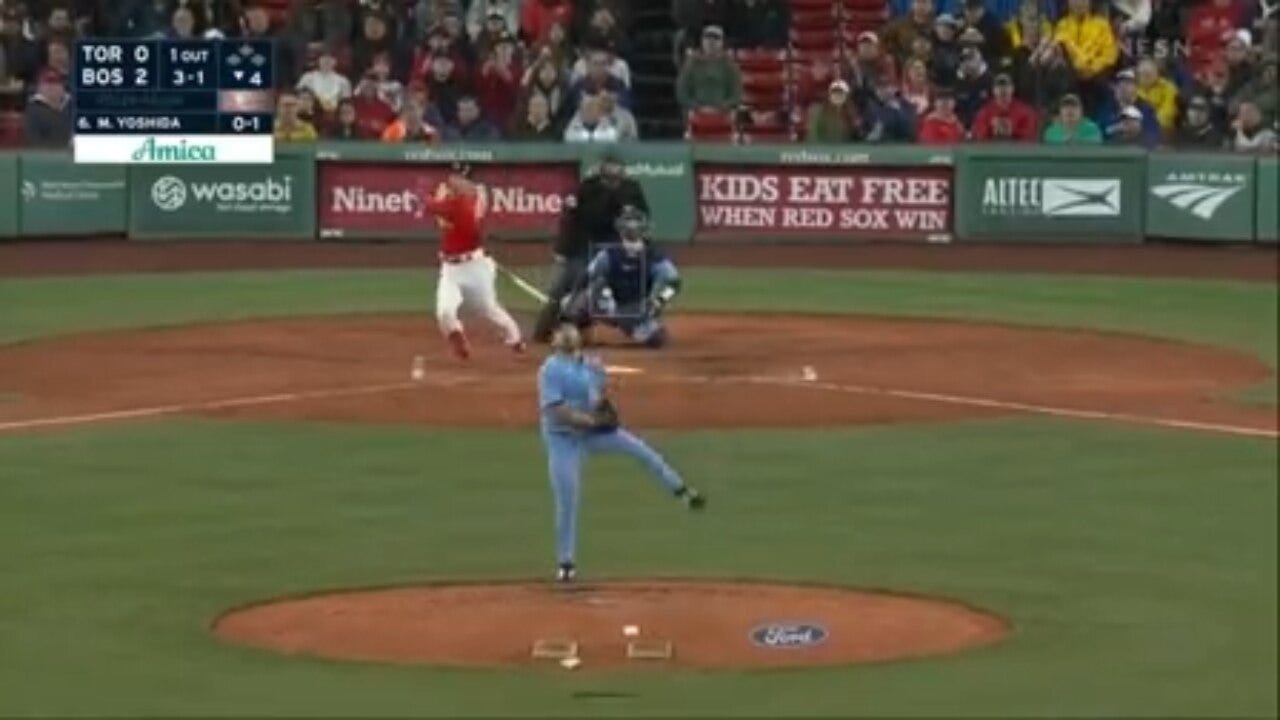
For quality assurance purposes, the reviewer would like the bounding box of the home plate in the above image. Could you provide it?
[606,365,644,375]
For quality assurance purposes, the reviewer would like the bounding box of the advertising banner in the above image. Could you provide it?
[0,154,16,237]
[19,154,127,236]
[129,154,316,239]
[1145,153,1255,242]
[317,161,579,239]
[955,150,1145,242]
[1257,156,1278,244]
[693,164,952,242]
[578,143,694,243]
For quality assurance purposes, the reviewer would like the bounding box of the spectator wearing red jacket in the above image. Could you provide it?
[351,76,398,138]
[971,73,1039,141]
[411,26,472,88]
[475,34,523,132]
[918,89,966,144]
[1188,0,1246,78]
[522,0,574,44]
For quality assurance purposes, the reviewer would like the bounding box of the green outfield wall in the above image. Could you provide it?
[1257,156,1278,245]
[1,144,1275,244]
[0,154,16,237]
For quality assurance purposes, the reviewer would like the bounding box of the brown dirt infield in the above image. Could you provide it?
[2,241,1274,671]
[0,313,1273,434]
[211,580,1009,669]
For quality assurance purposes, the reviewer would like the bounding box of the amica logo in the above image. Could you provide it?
[131,137,217,163]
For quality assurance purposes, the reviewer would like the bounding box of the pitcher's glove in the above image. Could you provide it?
[592,398,620,433]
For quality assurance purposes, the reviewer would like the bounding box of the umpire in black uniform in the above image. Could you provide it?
[532,148,650,342]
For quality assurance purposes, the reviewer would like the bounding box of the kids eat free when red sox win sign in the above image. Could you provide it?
[695,165,953,241]
[315,159,953,242]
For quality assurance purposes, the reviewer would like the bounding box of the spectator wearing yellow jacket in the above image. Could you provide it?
[1053,0,1119,80]
[1135,57,1179,134]
[1005,0,1053,53]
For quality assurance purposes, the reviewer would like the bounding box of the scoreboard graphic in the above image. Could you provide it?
[74,40,276,164]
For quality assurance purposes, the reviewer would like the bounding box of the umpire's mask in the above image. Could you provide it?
[599,153,625,187]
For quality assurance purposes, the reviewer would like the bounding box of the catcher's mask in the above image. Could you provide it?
[616,207,648,253]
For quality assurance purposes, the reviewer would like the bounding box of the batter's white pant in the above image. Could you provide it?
[436,254,522,344]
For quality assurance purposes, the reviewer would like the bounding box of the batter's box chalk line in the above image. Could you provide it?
[531,638,579,660]
[625,639,674,660]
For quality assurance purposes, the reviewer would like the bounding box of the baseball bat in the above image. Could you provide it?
[493,258,550,304]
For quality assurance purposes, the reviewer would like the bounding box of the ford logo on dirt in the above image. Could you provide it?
[749,622,828,649]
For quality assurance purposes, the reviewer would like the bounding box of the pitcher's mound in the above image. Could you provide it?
[213,580,1008,669]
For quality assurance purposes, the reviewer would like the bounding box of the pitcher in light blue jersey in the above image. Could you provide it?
[537,324,705,582]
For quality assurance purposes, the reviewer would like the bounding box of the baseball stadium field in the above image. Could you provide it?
[1,241,1276,717]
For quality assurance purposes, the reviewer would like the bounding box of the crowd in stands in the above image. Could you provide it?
[0,0,1276,151]
[1,0,642,145]
[676,0,1277,151]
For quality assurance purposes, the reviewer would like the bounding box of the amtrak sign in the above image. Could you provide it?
[1150,171,1248,221]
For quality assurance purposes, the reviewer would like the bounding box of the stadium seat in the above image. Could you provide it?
[841,0,888,10]
[743,109,788,130]
[845,7,890,24]
[740,127,793,143]
[789,27,838,51]
[790,8,836,31]
[789,60,837,108]
[0,111,23,147]
[743,93,787,113]
[743,71,787,99]
[685,108,736,142]
[788,47,841,66]
[789,0,835,11]
[735,49,787,73]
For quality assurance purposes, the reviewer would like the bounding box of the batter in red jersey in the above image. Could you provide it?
[422,162,525,359]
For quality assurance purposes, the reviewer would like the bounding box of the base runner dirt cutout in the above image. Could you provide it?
[1,314,1272,435]
[212,580,1009,670]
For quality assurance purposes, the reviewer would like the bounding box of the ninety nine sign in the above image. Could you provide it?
[318,162,578,238]
[695,165,952,241]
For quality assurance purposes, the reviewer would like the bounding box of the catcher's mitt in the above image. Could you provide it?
[592,398,620,433]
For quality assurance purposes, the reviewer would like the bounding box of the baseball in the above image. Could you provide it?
[559,657,581,670]
[623,624,640,637]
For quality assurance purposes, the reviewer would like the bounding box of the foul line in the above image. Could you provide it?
[0,382,419,433]
[1,371,1273,441]
[661,372,1278,440]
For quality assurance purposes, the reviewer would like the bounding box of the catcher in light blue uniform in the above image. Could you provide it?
[564,207,681,348]
[537,323,705,582]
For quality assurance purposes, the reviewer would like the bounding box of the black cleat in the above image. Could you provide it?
[678,486,707,511]
[555,562,577,583]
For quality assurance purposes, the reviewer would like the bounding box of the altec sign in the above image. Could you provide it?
[694,165,952,241]
[981,177,1123,218]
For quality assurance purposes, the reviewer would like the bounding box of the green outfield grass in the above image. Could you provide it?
[0,268,1276,717]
